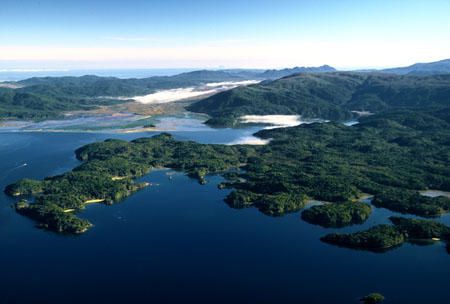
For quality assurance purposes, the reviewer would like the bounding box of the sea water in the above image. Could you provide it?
[1,128,450,303]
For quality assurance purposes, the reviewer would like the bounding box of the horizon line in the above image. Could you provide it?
[0,57,448,75]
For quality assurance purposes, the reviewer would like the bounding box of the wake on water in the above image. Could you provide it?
[1,163,28,181]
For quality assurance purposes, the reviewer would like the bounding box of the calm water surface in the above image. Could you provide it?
[1,129,450,304]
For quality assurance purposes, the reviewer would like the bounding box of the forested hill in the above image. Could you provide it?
[0,70,250,120]
[17,70,246,96]
[187,72,450,126]
[10,70,247,104]
[0,67,338,121]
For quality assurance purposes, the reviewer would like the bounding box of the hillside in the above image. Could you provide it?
[0,87,126,120]
[0,70,249,120]
[4,64,450,122]
[17,70,247,97]
[0,67,339,120]
[188,72,450,126]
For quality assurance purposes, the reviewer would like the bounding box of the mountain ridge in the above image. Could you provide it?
[188,72,450,126]
[381,59,450,75]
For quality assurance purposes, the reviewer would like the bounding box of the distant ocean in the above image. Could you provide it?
[0,68,197,81]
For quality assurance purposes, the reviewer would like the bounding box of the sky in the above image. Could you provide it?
[1,0,450,70]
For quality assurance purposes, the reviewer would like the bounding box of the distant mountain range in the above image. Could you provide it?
[381,59,450,75]
[227,58,450,78]
[256,65,336,79]
[212,65,337,80]
[2,58,450,121]
[240,58,450,78]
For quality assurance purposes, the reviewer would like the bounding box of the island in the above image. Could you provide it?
[301,201,372,228]
[372,189,450,217]
[389,216,450,240]
[321,217,450,252]
[321,225,406,252]
[360,293,385,304]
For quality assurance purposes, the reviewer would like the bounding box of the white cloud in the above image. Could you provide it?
[227,136,271,145]
[131,80,259,104]
[205,80,259,87]
[240,115,303,129]
[131,87,218,104]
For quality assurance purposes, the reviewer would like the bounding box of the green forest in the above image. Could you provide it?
[0,70,248,120]
[188,72,450,127]
[301,202,372,228]
[322,216,450,252]
[4,71,450,123]
[5,106,450,242]
[4,70,450,253]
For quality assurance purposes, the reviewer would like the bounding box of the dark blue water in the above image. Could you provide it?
[1,131,450,304]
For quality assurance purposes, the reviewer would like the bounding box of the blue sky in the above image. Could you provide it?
[1,0,449,69]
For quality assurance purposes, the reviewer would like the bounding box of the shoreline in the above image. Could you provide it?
[0,110,210,134]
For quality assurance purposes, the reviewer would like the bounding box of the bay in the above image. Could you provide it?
[1,126,450,304]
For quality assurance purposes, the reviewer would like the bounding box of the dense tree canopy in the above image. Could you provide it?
[5,107,450,237]
[0,70,249,120]
[322,217,450,252]
[188,72,450,126]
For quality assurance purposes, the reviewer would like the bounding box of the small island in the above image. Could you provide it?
[372,189,450,217]
[360,293,385,304]
[321,225,406,252]
[390,216,450,240]
[301,201,372,227]
[225,189,307,216]
[321,217,450,252]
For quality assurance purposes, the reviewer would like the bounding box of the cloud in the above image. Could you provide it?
[131,87,218,104]
[240,115,303,129]
[131,80,259,104]
[227,136,271,145]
